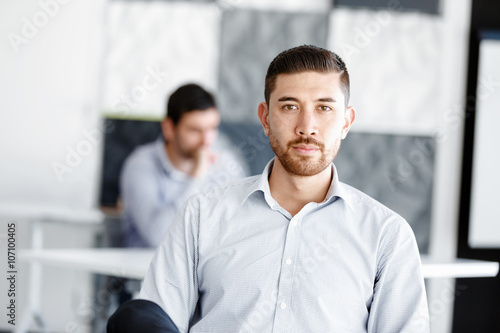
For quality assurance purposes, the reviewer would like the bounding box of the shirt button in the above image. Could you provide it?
[280,302,286,309]
[286,258,292,265]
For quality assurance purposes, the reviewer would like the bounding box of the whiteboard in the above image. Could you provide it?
[0,0,106,212]
[468,37,500,248]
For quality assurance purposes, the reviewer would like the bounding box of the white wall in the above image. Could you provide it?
[0,0,107,331]
[0,0,105,208]
[468,39,500,248]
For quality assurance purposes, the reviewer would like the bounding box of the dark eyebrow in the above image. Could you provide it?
[277,97,299,102]
[277,97,337,103]
[317,98,337,103]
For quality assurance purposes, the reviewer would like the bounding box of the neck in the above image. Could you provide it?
[165,141,195,175]
[268,158,332,217]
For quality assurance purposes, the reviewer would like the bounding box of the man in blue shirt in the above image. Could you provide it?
[120,83,246,248]
[108,46,429,333]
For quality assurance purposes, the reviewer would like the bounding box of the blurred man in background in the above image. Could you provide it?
[120,83,246,248]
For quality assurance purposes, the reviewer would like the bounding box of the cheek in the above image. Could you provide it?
[207,130,218,144]
[269,118,290,137]
[179,133,200,147]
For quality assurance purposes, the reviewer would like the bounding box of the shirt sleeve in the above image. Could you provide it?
[139,196,200,333]
[120,156,202,247]
[367,219,430,333]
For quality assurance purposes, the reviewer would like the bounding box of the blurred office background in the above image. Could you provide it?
[0,0,499,332]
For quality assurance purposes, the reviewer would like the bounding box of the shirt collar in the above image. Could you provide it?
[242,159,276,207]
[327,163,355,212]
[243,158,355,212]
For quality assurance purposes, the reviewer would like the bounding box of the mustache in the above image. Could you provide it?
[287,137,325,150]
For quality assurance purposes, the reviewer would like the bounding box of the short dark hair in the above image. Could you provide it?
[166,83,216,125]
[264,45,350,107]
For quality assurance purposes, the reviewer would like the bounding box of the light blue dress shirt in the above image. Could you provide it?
[140,159,430,332]
[120,136,246,247]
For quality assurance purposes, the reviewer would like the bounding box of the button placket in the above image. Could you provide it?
[272,214,302,331]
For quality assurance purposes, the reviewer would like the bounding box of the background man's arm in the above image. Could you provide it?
[120,159,202,247]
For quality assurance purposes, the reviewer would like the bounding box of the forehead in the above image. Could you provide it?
[177,108,220,127]
[271,71,344,103]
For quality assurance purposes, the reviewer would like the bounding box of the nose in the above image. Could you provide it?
[295,110,318,136]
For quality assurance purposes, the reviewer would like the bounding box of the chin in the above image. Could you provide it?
[280,157,330,177]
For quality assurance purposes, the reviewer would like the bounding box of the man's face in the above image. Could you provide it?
[170,108,220,158]
[258,71,355,176]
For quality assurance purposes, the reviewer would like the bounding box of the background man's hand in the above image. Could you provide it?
[190,147,217,178]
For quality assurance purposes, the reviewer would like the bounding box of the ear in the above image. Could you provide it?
[161,118,175,142]
[341,106,356,139]
[258,102,270,136]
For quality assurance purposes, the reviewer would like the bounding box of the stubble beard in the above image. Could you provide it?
[173,132,202,159]
[268,129,340,177]
[180,146,199,159]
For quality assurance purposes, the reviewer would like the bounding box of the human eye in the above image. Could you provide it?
[283,104,298,111]
[318,105,333,112]
[188,127,203,134]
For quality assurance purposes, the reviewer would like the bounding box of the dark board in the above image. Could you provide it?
[334,0,440,15]
[99,119,163,206]
[336,132,434,254]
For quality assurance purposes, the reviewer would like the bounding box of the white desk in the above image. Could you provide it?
[17,248,499,333]
[19,248,500,279]
[20,248,151,280]
[0,204,104,223]
[0,204,104,333]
